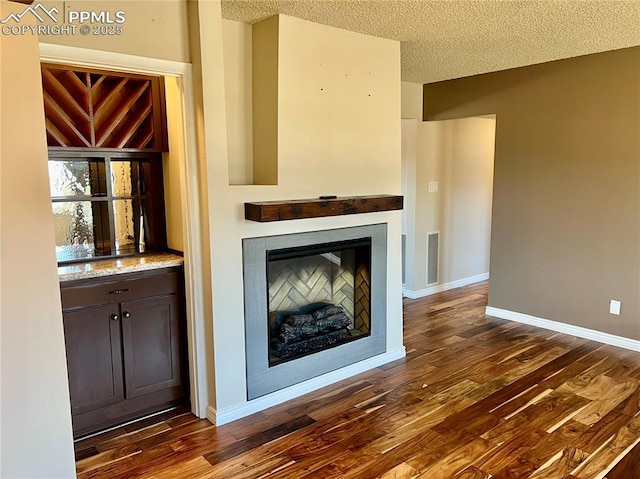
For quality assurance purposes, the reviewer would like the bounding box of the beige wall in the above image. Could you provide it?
[205,14,403,410]
[1,3,402,462]
[401,81,423,120]
[277,16,400,193]
[437,118,495,284]
[0,2,75,477]
[186,0,229,410]
[251,16,280,185]
[424,47,640,339]
[164,76,185,251]
[222,19,253,185]
[402,82,495,292]
[41,0,190,62]
[401,118,417,285]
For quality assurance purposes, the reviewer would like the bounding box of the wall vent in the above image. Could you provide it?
[427,232,439,285]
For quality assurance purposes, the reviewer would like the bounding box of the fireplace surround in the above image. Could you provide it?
[243,224,387,399]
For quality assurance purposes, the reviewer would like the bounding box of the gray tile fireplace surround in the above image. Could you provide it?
[243,223,387,400]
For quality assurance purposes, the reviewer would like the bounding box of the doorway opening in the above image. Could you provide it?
[401,115,496,297]
[39,44,207,436]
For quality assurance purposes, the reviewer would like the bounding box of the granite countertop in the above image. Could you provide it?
[58,253,184,282]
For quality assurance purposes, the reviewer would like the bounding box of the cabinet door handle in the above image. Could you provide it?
[111,314,120,321]
[123,311,131,319]
[107,288,130,295]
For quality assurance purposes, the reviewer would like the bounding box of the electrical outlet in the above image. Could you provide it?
[609,299,621,315]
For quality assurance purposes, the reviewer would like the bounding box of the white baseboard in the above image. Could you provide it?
[485,306,640,352]
[206,347,406,426]
[403,273,489,299]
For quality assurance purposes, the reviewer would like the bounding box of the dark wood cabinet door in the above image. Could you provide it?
[120,294,182,399]
[63,305,124,415]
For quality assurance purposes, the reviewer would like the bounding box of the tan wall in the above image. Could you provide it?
[424,47,640,339]
[222,19,253,185]
[0,2,76,476]
[40,0,190,62]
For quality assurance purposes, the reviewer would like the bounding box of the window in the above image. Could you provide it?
[49,151,167,262]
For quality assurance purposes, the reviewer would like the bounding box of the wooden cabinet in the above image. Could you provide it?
[60,266,188,438]
[121,295,182,399]
[64,304,124,415]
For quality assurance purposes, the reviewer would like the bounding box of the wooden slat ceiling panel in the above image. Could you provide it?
[41,65,159,150]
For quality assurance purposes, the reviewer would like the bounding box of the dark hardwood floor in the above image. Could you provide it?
[74,281,640,478]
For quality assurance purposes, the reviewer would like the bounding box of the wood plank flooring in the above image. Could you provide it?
[74,282,640,478]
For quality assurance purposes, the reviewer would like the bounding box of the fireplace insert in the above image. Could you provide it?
[243,223,387,399]
[267,238,371,366]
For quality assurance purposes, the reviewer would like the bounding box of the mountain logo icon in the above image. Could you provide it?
[1,3,59,24]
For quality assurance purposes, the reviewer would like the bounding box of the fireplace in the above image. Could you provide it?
[243,224,387,399]
[268,238,371,366]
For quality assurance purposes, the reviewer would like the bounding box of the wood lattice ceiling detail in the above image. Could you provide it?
[41,65,167,151]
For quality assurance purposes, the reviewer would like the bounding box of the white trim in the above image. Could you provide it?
[485,306,640,352]
[403,273,489,299]
[39,43,189,76]
[38,43,208,418]
[206,348,406,426]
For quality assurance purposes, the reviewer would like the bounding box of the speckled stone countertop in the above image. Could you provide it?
[58,253,184,282]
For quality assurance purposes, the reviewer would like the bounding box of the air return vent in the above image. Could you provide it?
[427,232,439,285]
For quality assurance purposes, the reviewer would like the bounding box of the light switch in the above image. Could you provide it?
[428,181,439,193]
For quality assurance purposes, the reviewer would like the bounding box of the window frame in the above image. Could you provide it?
[49,148,167,264]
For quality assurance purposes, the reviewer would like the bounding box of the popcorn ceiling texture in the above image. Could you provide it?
[221,0,640,83]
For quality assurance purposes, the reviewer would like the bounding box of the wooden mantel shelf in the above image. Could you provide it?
[244,195,403,222]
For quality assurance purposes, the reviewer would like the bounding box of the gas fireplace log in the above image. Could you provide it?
[314,313,350,332]
[284,314,315,327]
[279,323,318,343]
[279,310,351,343]
[272,329,351,359]
[312,305,344,320]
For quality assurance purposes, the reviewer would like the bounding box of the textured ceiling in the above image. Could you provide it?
[221,0,640,84]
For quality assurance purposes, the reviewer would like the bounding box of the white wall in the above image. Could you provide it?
[0,2,76,477]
